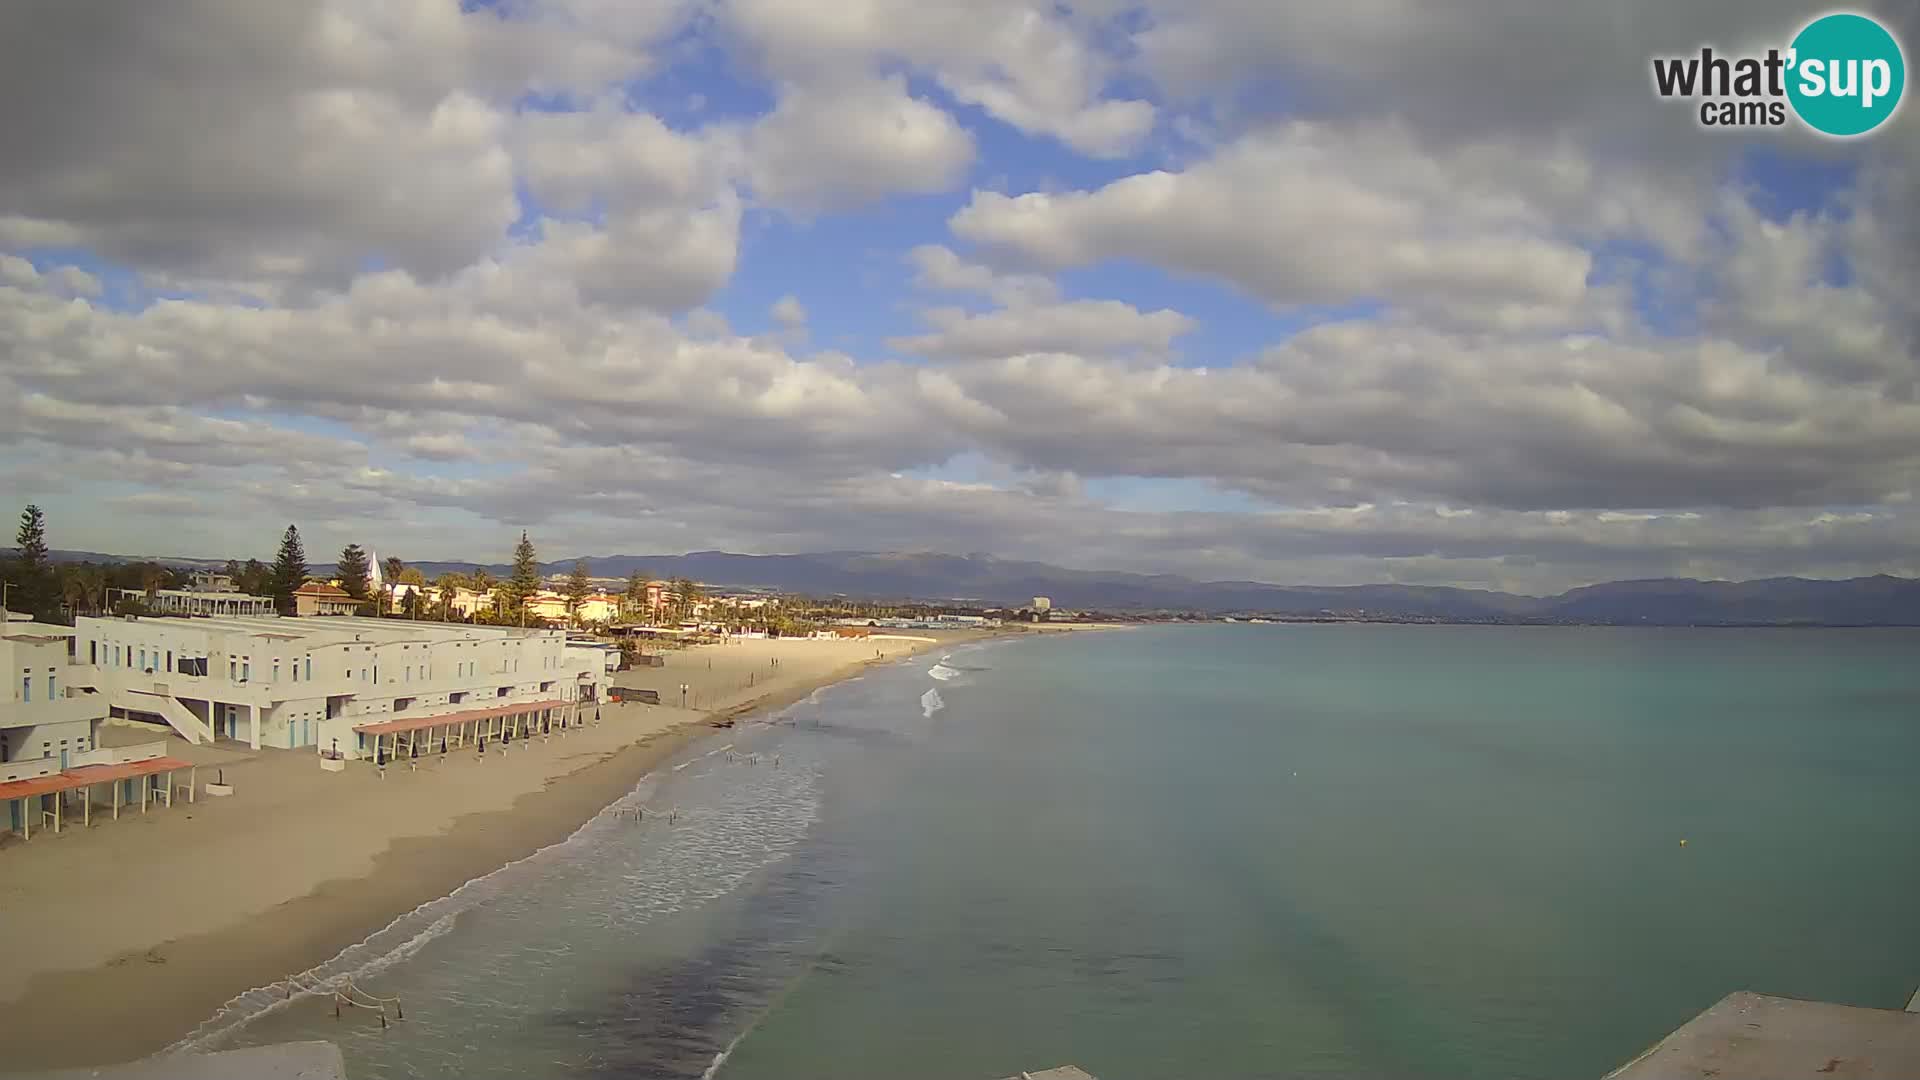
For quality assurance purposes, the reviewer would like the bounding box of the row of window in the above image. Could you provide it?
[19,672,56,702]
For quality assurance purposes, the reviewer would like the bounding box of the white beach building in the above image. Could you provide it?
[4,612,194,839]
[2,614,103,779]
[70,614,608,758]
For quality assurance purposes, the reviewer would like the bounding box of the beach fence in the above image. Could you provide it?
[280,974,405,1029]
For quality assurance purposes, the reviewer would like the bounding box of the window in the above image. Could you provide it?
[167,650,173,671]
[21,677,29,703]
[139,647,147,670]
[48,674,56,699]
[405,667,411,683]
[274,659,281,682]
[305,657,311,680]
[242,660,251,682]
[89,641,97,664]
[230,658,238,680]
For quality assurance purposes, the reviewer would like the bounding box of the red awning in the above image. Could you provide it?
[0,756,193,802]
[353,699,566,738]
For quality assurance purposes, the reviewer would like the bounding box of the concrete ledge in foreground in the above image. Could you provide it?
[1605,991,1920,1079]
[1000,1069,1097,1080]
[13,1041,346,1080]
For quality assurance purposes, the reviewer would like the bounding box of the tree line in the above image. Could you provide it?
[2,505,800,633]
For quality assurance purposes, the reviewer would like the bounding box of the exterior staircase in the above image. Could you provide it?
[125,688,214,745]
[81,668,214,745]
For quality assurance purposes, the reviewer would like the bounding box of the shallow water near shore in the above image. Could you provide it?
[199,626,1920,1078]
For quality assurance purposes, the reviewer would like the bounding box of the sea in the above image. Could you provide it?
[181,625,1920,1079]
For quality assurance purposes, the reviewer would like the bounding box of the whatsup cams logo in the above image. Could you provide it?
[1651,11,1906,136]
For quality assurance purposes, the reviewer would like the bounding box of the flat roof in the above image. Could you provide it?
[1605,992,1920,1079]
[0,756,193,802]
[353,698,567,738]
[76,614,565,648]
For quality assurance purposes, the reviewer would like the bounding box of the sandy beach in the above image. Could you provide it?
[0,630,1001,1072]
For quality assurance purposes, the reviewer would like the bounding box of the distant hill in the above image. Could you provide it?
[16,547,1919,625]
[397,551,1920,626]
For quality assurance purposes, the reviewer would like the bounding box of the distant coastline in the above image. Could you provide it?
[12,546,1916,627]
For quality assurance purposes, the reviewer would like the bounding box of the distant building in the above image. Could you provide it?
[576,593,620,624]
[1032,596,1052,612]
[188,571,236,593]
[116,587,276,617]
[446,587,492,619]
[293,583,359,617]
[384,582,431,614]
[523,591,622,625]
[524,591,569,623]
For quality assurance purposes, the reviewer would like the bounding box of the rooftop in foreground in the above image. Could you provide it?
[78,613,567,646]
[1605,991,1920,1079]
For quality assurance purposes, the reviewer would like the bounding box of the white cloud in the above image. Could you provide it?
[951,123,1622,330]
[745,75,974,212]
[48,266,102,297]
[719,0,1153,157]
[890,301,1194,361]
[908,244,1060,307]
[0,255,38,288]
[771,295,808,327]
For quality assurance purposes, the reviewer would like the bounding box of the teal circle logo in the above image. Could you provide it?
[1787,12,1906,136]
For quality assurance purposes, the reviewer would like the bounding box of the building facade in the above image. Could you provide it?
[293,582,360,617]
[3,616,107,782]
[71,614,607,756]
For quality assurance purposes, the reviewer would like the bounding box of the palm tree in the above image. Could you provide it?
[433,571,465,621]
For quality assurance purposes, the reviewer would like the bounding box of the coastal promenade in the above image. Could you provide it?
[0,630,994,1071]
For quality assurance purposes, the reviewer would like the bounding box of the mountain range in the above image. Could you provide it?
[24,547,1918,626]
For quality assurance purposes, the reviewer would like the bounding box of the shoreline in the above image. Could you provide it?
[0,633,992,1072]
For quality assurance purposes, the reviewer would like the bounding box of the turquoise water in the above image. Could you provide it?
[201,627,1920,1078]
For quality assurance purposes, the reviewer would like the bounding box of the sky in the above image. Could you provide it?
[1,0,1917,595]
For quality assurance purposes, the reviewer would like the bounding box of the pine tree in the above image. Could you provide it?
[271,525,308,615]
[10,504,57,619]
[337,544,372,600]
[504,531,540,624]
[16,505,49,566]
[565,559,593,624]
